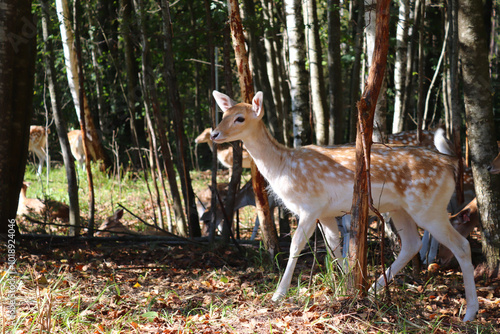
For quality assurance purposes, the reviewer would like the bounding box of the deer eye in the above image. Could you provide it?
[235,116,245,123]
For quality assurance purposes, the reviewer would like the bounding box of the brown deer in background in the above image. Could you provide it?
[28,126,50,175]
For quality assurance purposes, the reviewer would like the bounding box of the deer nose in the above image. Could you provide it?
[487,165,492,171]
[210,131,220,141]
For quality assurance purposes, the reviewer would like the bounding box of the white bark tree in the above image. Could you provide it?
[392,0,410,133]
[303,0,328,145]
[286,0,310,147]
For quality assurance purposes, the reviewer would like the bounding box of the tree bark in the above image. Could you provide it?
[304,0,328,145]
[286,0,311,147]
[459,0,500,270]
[41,0,80,236]
[349,0,390,293]
[392,0,410,133]
[0,0,36,236]
[228,0,280,260]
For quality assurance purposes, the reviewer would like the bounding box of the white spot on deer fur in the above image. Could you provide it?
[325,171,335,178]
[291,161,298,169]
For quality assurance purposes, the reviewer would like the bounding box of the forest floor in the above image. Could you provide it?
[2,165,500,333]
[2,239,500,333]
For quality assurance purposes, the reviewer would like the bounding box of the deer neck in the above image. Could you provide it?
[241,123,290,182]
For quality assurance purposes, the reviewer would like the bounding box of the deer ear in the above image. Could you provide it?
[213,91,236,112]
[252,92,264,119]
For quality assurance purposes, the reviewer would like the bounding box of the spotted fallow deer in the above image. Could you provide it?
[67,130,85,170]
[29,126,50,175]
[210,91,478,322]
[195,128,252,176]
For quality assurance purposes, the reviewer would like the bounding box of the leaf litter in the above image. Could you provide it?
[1,238,499,333]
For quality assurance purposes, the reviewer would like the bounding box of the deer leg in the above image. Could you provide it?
[369,210,422,294]
[272,213,318,302]
[36,150,45,175]
[418,211,478,322]
[318,218,342,259]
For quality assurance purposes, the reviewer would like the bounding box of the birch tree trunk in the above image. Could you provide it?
[55,0,111,170]
[392,0,410,133]
[459,0,500,270]
[41,0,80,236]
[304,0,328,145]
[286,0,311,147]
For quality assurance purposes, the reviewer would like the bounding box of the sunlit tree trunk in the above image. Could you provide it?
[55,0,111,170]
[41,0,80,236]
[392,0,410,133]
[286,0,311,147]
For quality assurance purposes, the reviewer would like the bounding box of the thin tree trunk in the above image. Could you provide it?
[119,0,144,165]
[349,1,364,142]
[228,0,280,260]
[221,22,242,245]
[203,0,219,243]
[73,0,96,236]
[304,0,328,145]
[449,0,465,206]
[349,0,390,293]
[261,0,285,142]
[160,0,200,238]
[135,0,189,237]
[416,0,425,138]
[328,0,345,145]
[459,0,500,271]
[41,0,80,236]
